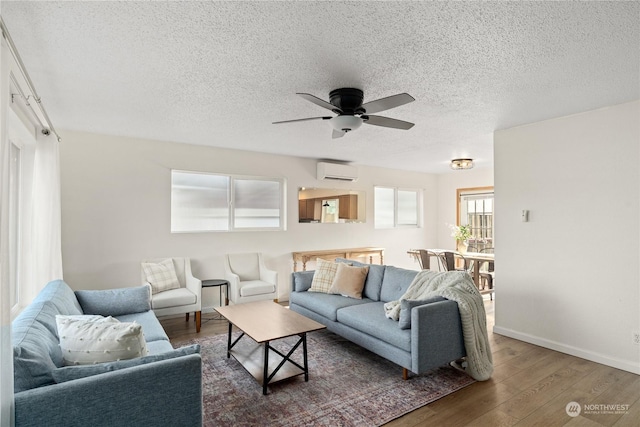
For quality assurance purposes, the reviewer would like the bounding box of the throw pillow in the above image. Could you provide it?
[52,344,200,383]
[142,259,180,294]
[308,258,341,293]
[328,263,369,299]
[56,315,148,365]
[398,296,447,329]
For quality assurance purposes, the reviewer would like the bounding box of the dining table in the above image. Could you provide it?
[407,249,494,294]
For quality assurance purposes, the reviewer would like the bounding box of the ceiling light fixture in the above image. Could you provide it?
[450,158,474,170]
[330,115,363,133]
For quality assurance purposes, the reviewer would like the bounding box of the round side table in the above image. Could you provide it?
[202,279,229,321]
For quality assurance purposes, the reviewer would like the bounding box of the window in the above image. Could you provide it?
[171,170,285,232]
[233,178,281,229]
[374,186,421,228]
[457,187,494,252]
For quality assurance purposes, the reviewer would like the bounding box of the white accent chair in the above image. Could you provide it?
[141,257,202,332]
[224,253,278,304]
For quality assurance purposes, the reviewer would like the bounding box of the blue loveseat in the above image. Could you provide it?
[290,259,466,378]
[12,280,202,427]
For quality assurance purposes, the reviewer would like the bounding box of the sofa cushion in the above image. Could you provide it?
[32,280,83,316]
[398,296,447,329]
[289,291,371,321]
[335,258,385,301]
[116,310,170,342]
[142,258,181,294]
[292,271,314,292]
[329,263,369,299]
[56,316,148,366]
[152,288,196,309]
[239,280,276,297]
[337,302,411,352]
[146,339,176,355]
[12,301,64,392]
[51,344,200,383]
[379,266,419,302]
[75,285,151,316]
[309,258,341,293]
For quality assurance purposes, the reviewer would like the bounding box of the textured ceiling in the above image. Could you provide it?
[2,1,639,173]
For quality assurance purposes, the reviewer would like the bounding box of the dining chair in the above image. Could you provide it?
[479,247,495,300]
[417,249,443,270]
[440,251,472,273]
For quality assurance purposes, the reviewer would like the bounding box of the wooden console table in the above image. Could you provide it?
[292,247,384,271]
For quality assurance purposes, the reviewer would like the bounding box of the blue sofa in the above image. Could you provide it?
[12,280,202,427]
[290,259,466,377]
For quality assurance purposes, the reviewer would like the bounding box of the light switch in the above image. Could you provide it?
[521,210,529,222]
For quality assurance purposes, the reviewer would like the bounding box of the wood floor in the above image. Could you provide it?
[161,300,640,427]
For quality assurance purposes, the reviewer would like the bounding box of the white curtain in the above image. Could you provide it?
[25,131,63,302]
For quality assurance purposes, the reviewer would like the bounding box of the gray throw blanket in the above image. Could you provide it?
[383,270,493,381]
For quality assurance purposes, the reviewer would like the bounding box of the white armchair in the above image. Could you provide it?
[141,257,202,332]
[224,253,278,304]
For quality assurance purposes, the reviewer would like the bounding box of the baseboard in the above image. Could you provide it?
[492,325,640,375]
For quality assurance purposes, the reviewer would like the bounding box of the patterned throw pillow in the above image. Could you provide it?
[56,315,148,365]
[142,259,180,294]
[309,258,341,293]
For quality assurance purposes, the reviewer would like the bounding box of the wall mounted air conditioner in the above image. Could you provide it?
[317,162,359,182]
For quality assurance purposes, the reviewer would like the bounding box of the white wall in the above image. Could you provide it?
[59,130,439,308]
[436,167,494,250]
[494,100,640,374]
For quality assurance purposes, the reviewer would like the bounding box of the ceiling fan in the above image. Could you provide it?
[273,88,415,139]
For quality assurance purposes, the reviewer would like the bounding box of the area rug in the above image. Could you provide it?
[175,330,475,427]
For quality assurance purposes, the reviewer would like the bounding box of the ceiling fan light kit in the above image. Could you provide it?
[330,115,363,132]
[450,158,474,170]
[273,87,415,139]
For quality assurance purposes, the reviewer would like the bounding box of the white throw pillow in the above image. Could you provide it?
[142,258,180,294]
[56,315,148,366]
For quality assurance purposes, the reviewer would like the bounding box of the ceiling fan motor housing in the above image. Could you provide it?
[329,88,365,114]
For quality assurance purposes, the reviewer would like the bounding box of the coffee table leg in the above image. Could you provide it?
[263,341,270,395]
[302,333,309,382]
[227,322,232,358]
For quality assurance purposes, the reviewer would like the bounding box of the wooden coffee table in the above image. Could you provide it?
[215,300,326,395]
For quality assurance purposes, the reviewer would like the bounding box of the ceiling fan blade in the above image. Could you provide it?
[362,93,415,114]
[272,116,332,124]
[332,129,346,139]
[297,93,342,113]
[363,115,415,130]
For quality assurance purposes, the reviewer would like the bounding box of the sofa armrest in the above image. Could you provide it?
[75,285,151,316]
[410,300,466,374]
[260,267,278,287]
[224,270,241,302]
[183,260,202,303]
[15,354,202,427]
